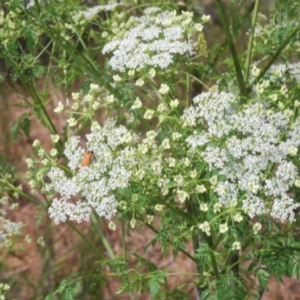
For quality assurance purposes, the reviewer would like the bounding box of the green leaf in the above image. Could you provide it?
[257,268,271,290]
[148,270,166,298]
[57,277,81,300]
[11,113,31,142]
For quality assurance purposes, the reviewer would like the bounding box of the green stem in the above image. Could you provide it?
[215,0,246,95]
[244,0,260,84]
[66,221,104,259]
[121,220,127,259]
[9,184,42,206]
[186,63,190,107]
[199,2,255,90]
[251,23,300,87]
[204,234,219,278]
[91,213,115,259]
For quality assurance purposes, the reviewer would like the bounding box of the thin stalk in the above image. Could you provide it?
[5,53,60,138]
[91,213,115,259]
[121,220,127,259]
[187,197,202,300]
[203,235,219,278]
[8,184,42,206]
[200,1,255,89]
[244,0,260,84]
[66,220,104,259]
[251,23,300,87]
[186,64,190,107]
[215,0,246,95]
[27,81,60,136]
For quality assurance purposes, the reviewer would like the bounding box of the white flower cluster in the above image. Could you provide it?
[46,119,137,224]
[0,217,24,247]
[72,1,123,24]
[184,91,300,221]
[102,7,196,72]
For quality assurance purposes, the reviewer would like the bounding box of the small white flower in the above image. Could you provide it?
[146,215,154,224]
[190,170,197,178]
[108,221,116,231]
[232,241,241,251]
[101,31,108,38]
[161,138,170,150]
[106,95,115,103]
[251,65,260,77]
[38,148,45,156]
[28,180,36,189]
[196,184,206,193]
[219,223,228,233]
[72,92,80,101]
[159,83,170,95]
[144,109,154,119]
[125,112,134,123]
[25,235,32,243]
[288,146,298,156]
[201,14,211,22]
[194,23,203,31]
[177,190,189,203]
[90,83,101,93]
[281,84,288,96]
[130,218,136,228]
[32,139,41,148]
[182,157,191,166]
[128,69,135,77]
[84,94,93,103]
[154,204,164,211]
[50,148,58,157]
[213,203,222,213]
[67,117,77,127]
[51,134,60,143]
[209,176,218,186]
[37,236,45,247]
[199,221,211,236]
[168,157,176,167]
[253,222,262,234]
[131,97,142,109]
[200,203,208,212]
[41,159,48,166]
[135,78,145,86]
[295,179,300,188]
[26,158,33,168]
[149,68,156,78]
[72,102,79,110]
[157,103,167,112]
[113,74,122,82]
[174,175,184,186]
[269,93,278,102]
[172,132,182,140]
[170,99,179,108]
[278,101,285,110]
[233,213,243,222]
[54,101,64,113]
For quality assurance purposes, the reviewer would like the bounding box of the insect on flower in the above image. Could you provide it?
[81,151,94,167]
[43,175,51,183]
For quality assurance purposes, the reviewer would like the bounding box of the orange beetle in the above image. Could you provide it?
[81,151,94,167]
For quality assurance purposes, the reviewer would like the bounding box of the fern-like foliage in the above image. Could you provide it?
[45,275,81,300]
[11,113,31,142]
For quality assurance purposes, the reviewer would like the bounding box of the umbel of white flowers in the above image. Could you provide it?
[46,119,137,224]
[102,7,198,72]
[47,89,300,224]
[183,91,300,221]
